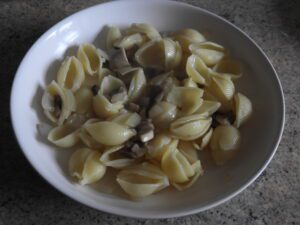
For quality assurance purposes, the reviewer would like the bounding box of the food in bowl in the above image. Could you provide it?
[39,23,252,198]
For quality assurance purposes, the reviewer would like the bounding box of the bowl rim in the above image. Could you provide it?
[10,0,285,219]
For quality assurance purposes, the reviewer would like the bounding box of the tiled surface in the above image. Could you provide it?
[0,0,299,224]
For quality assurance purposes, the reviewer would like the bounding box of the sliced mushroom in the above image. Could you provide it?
[137,119,155,143]
[125,102,140,113]
[212,111,235,128]
[110,48,130,70]
[120,140,148,159]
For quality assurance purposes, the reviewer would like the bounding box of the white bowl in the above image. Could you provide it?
[10,0,285,219]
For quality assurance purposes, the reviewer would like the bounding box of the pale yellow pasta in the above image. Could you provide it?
[166,86,203,115]
[213,58,242,79]
[77,43,107,75]
[189,41,225,66]
[106,26,122,50]
[111,111,141,128]
[193,127,213,150]
[148,101,177,129]
[57,56,85,92]
[178,141,199,163]
[48,124,80,148]
[163,38,182,70]
[116,162,169,198]
[128,68,146,101]
[79,118,102,148]
[75,87,94,115]
[127,23,161,40]
[186,54,212,85]
[69,148,106,185]
[42,81,76,125]
[85,121,136,146]
[173,28,206,52]
[210,125,241,165]
[146,136,178,161]
[170,114,212,140]
[100,145,135,168]
[195,100,221,116]
[182,78,198,87]
[233,93,252,128]
[114,33,145,49]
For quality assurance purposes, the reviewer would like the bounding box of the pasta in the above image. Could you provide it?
[39,23,252,199]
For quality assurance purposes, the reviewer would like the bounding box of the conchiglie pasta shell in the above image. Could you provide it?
[77,44,105,75]
[114,33,145,49]
[116,162,169,198]
[57,56,85,92]
[163,38,182,70]
[75,87,94,115]
[148,101,177,129]
[69,148,106,185]
[170,114,212,140]
[48,124,80,148]
[161,147,195,183]
[166,86,203,115]
[178,141,199,164]
[194,127,213,150]
[186,54,212,85]
[85,121,136,146]
[173,28,206,52]
[127,23,161,40]
[128,68,147,102]
[146,136,178,161]
[233,93,252,128]
[100,145,135,168]
[213,58,242,79]
[195,100,221,116]
[210,125,240,165]
[183,78,198,87]
[79,119,102,148]
[106,26,122,50]
[111,111,141,128]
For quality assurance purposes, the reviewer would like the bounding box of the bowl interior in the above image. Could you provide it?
[11,0,284,218]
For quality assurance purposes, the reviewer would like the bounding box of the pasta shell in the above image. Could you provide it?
[77,44,106,75]
[161,147,195,183]
[42,81,76,125]
[195,100,221,116]
[114,33,145,49]
[172,160,203,191]
[166,86,203,115]
[85,121,136,146]
[93,75,127,118]
[57,56,85,92]
[100,145,135,168]
[111,111,141,128]
[128,68,147,102]
[146,135,178,161]
[173,28,206,52]
[127,23,161,40]
[148,101,177,129]
[163,38,182,70]
[178,141,199,164]
[210,125,240,165]
[186,54,212,85]
[170,114,212,140]
[189,41,225,66]
[233,93,252,128]
[48,124,80,148]
[213,58,242,79]
[79,118,102,148]
[194,127,213,150]
[69,148,106,185]
[183,78,198,87]
[75,87,94,115]
[116,162,169,198]
[207,75,235,101]
[106,26,122,50]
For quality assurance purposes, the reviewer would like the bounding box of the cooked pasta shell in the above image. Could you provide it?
[69,148,106,185]
[161,147,195,183]
[57,56,85,92]
[148,101,177,129]
[146,135,178,161]
[106,26,122,50]
[111,111,141,128]
[170,114,212,140]
[166,86,203,115]
[213,58,242,79]
[75,87,94,115]
[207,75,235,101]
[163,38,182,70]
[100,145,135,168]
[178,141,199,164]
[116,162,169,198]
[42,81,76,125]
[77,43,106,75]
[210,125,240,165]
[194,127,213,150]
[128,68,147,102]
[186,54,212,85]
[114,33,145,49]
[85,121,136,146]
[48,124,80,148]
[189,42,225,66]
[127,23,161,40]
[195,100,221,116]
[172,160,203,190]
[233,93,252,128]
[183,78,198,87]
[173,28,206,52]
[93,75,127,118]
[79,118,102,148]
